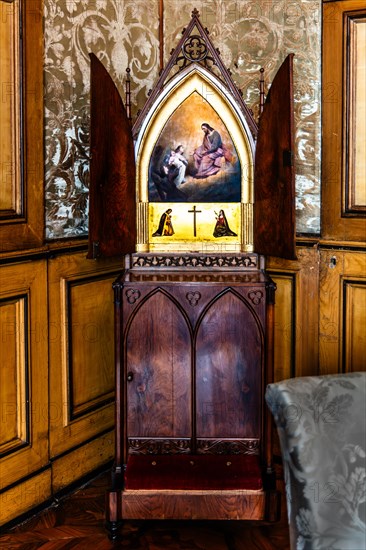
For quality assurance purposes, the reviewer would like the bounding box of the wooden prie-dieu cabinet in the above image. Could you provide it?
[87,9,295,541]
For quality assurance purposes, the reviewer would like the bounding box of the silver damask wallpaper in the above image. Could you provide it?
[44,0,321,239]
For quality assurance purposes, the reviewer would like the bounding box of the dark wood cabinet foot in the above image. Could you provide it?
[105,520,121,542]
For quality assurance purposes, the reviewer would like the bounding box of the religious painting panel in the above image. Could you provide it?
[148,93,241,203]
[136,68,254,253]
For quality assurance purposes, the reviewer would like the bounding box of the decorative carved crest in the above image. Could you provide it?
[132,9,257,139]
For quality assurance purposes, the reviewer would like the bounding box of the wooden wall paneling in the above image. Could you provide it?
[319,249,366,374]
[0,295,27,456]
[0,260,49,523]
[52,432,114,493]
[48,252,122,485]
[322,0,366,243]
[0,470,51,526]
[344,281,366,372]
[267,246,320,379]
[268,272,295,383]
[0,0,44,252]
[0,0,21,216]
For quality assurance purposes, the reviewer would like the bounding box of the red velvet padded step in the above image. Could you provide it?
[124,454,263,491]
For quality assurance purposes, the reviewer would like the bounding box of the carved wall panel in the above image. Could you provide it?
[0,296,28,457]
[44,0,321,239]
[319,250,366,375]
[0,0,21,217]
[269,273,295,382]
[267,246,320,378]
[67,276,115,420]
[48,252,120,459]
[0,261,49,502]
[344,281,366,372]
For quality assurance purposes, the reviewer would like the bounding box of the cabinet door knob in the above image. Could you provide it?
[127,372,134,382]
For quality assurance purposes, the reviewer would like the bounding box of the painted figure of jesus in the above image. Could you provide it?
[193,123,233,179]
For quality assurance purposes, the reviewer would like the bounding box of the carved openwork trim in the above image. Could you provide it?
[197,439,260,455]
[128,438,191,455]
[182,35,208,62]
[131,254,258,270]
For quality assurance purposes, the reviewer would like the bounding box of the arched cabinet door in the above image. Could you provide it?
[125,290,192,453]
[195,291,263,451]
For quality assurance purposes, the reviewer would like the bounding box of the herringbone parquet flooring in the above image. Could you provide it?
[0,471,290,549]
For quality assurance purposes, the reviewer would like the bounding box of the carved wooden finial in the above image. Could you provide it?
[192,8,200,17]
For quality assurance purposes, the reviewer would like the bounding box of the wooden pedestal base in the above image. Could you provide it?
[106,487,281,540]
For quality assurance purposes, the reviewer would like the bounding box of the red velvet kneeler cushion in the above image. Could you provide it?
[124,454,263,491]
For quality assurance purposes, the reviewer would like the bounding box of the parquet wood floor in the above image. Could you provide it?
[0,471,290,549]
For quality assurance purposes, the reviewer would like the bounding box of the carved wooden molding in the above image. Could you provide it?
[133,8,257,139]
[196,439,260,455]
[126,272,265,284]
[131,253,258,270]
[128,438,191,454]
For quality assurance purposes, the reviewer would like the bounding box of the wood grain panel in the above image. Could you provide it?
[68,278,114,419]
[0,0,44,251]
[0,0,21,215]
[0,470,51,526]
[0,261,48,490]
[0,295,27,455]
[344,13,366,211]
[121,489,266,521]
[49,252,122,459]
[126,291,191,439]
[319,249,366,374]
[322,0,366,242]
[267,246,319,378]
[196,291,262,439]
[344,281,366,371]
[51,431,114,493]
[269,274,294,382]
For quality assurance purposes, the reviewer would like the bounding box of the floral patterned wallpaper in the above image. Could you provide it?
[44,0,321,239]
